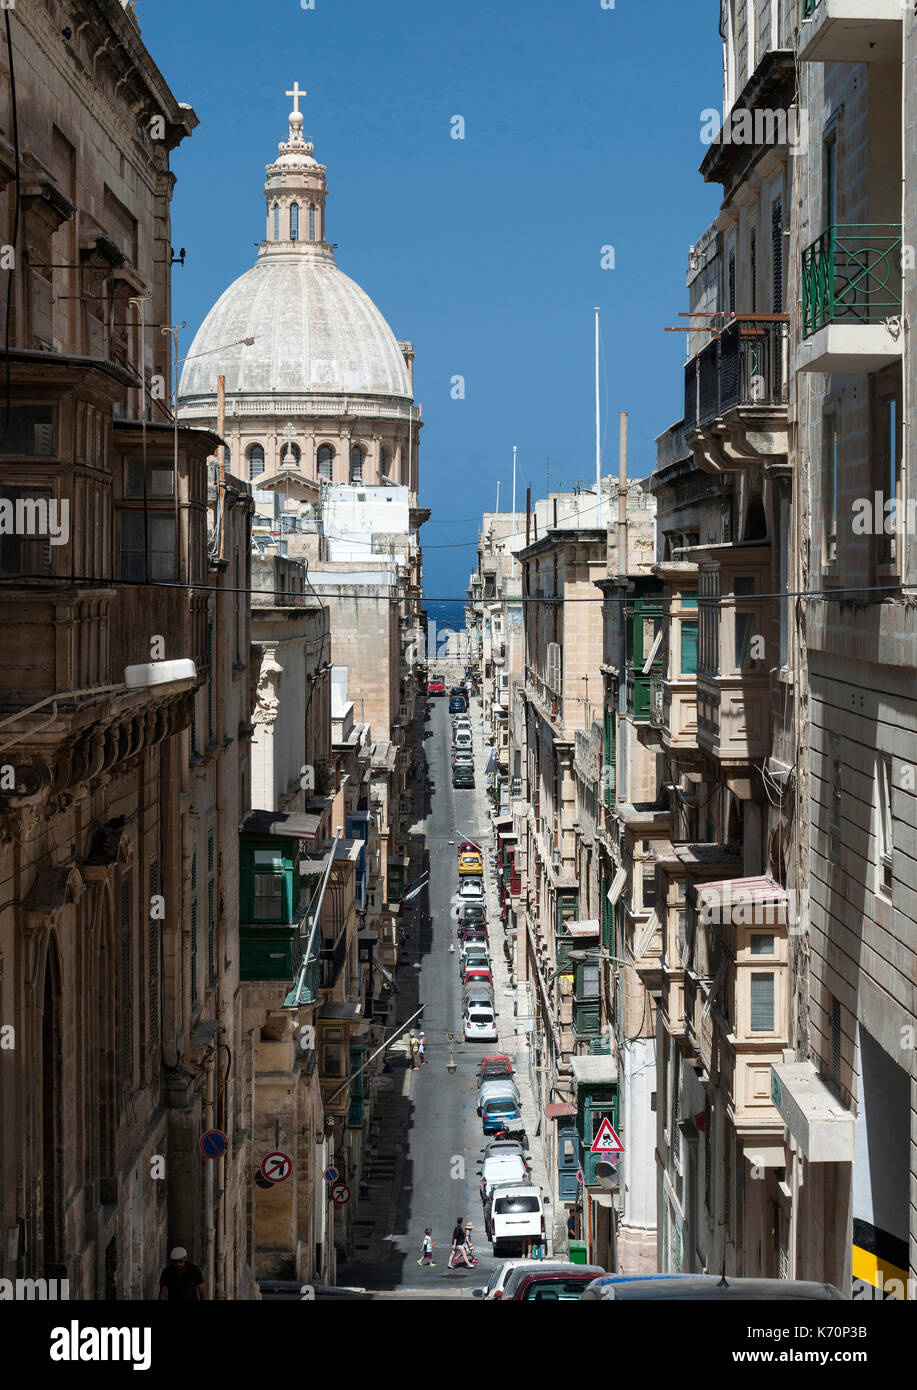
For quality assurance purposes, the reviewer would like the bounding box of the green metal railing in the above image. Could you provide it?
[801,225,902,338]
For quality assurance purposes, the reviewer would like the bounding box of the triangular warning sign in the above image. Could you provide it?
[590,1117,624,1154]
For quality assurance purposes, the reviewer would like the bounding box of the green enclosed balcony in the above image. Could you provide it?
[799,1,901,65]
[799,225,903,373]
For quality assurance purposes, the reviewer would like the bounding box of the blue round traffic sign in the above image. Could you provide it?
[324,1166,340,1184]
[200,1129,228,1159]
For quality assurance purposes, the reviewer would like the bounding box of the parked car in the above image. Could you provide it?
[450,686,466,697]
[460,931,488,952]
[458,852,483,876]
[453,740,473,759]
[476,1079,520,1114]
[458,840,482,857]
[459,904,486,927]
[464,1007,498,1042]
[452,715,472,730]
[481,1138,524,1161]
[460,939,490,964]
[453,767,475,788]
[501,1263,606,1301]
[482,1096,522,1134]
[473,1259,572,1301]
[458,878,485,902]
[483,1182,546,1252]
[449,695,467,713]
[579,1275,845,1301]
[428,677,446,696]
[476,1054,512,1079]
[463,990,495,1015]
[462,958,491,983]
[452,750,474,765]
[462,967,493,990]
[479,1061,513,1083]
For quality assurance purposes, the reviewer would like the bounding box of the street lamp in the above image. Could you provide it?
[447,1032,457,1075]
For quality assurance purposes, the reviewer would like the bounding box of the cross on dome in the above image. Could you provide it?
[286,81,307,116]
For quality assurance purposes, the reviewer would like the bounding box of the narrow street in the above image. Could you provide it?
[339,684,549,1296]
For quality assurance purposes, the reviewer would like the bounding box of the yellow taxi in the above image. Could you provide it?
[458,850,484,876]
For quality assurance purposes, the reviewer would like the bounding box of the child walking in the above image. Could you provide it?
[417,1228,435,1266]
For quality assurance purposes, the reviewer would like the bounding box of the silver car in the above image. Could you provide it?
[476,1079,520,1114]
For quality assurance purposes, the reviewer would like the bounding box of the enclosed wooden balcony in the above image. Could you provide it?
[684,317,789,473]
[696,541,772,767]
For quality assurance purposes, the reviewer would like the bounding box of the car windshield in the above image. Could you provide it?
[495,1195,540,1214]
[523,1281,585,1301]
[488,1101,517,1114]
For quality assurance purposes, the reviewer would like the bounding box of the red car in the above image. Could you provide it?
[501,1265,606,1301]
[428,677,446,696]
[477,1054,512,1079]
[462,966,493,988]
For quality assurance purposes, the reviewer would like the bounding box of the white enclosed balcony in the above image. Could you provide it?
[798,1,902,65]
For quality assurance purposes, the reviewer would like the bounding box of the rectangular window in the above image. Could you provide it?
[749,231,757,315]
[0,404,55,456]
[323,1027,344,1077]
[750,972,775,1032]
[0,486,54,578]
[120,513,176,582]
[642,866,658,909]
[823,416,838,563]
[698,570,720,673]
[771,198,784,313]
[824,134,837,232]
[877,756,893,894]
[253,873,283,921]
[680,621,698,676]
[877,393,901,567]
[126,458,174,499]
[733,577,760,671]
[750,933,775,956]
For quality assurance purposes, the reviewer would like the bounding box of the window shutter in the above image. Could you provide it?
[771,199,784,313]
[190,852,198,1007]
[149,856,160,1051]
[680,622,698,676]
[120,876,132,1091]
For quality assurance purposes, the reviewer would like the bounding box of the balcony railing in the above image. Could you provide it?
[685,318,789,429]
[801,225,902,338]
[803,0,818,14]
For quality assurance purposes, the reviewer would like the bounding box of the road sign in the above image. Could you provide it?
[199,1128,227,1159]
[330,1181,351,1206]
[260,1151,293,1183]
[576,1168,584,1185]
[324,1166,339,1184]
[590,1118,624,1155]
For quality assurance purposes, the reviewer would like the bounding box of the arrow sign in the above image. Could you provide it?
[590,1118,624,1155]
[260,1151,293,1183]
[330,1181,351,1206]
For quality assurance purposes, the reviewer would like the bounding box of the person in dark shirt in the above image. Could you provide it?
[159,1247,206,1300]
[447,1218,474,1269]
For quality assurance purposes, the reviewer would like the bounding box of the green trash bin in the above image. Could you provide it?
[568,1239,587,1266]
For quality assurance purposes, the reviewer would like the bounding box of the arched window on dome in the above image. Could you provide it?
[248,443,265,480]
[280,441,301,467]
[272,202,280,241]
[350,445,365,484]
[317,444,334,482]
[309,204,316,241]
[290,203,299,241]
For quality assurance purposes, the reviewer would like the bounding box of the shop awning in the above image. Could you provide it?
[571,1054,618,1087]
[771,1062,855,1163]
[546,1102,578,1119]
[563,919,600,938]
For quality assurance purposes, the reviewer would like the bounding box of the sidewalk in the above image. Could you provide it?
[465,694,555,1257]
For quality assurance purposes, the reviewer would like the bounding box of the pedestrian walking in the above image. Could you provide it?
[447,1217,475,1269]
[419,1032,427,1065]
[158,1247,206,1301]
[463,1223,479,1266]
[417,1229,436,1266]
[409,1033,419,1069]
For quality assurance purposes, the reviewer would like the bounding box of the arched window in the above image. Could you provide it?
[280,441,301,467]
[248,443,265,480]
[309,203,316,241]
[272,202,280,241]
[317,444,334,481]
[350,445,364,484]
[290,203,299,241]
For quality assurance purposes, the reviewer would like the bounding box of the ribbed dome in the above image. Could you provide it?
[178,246,412,403]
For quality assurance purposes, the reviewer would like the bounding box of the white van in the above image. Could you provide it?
[488,1185,546,1255]
[453,731,473,752]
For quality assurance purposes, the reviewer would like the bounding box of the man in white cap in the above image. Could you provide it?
[159,1246,207,1300]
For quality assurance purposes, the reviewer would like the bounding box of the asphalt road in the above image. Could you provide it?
[339,692,506,1295]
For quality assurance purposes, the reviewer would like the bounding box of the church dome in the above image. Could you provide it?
[178,246,412,403]
[178,86,412,410]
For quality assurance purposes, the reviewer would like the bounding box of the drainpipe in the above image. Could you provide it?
[616,413,628,577]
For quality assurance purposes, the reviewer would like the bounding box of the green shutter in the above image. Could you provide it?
[681,622,698,675]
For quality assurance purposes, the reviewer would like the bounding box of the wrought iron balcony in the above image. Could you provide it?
[684,317,789,433]
[799,225,903,372]
[799,0,901,64]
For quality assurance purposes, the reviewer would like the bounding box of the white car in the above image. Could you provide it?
[488,1185,547,1255]
[453,733,473,752]
[464,1007,498,1042]
[460,941,491,967]
[476,1079,521,1114]
[458,878,485,902]
[479,1151,531,1200]
[473,1259,573,1301]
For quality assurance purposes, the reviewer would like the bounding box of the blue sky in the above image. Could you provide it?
[141,0,722,598]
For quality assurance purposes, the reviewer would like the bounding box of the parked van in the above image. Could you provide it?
[488,1184,547,1255]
